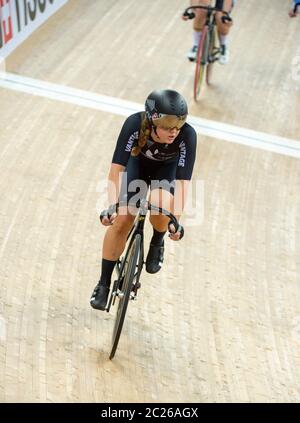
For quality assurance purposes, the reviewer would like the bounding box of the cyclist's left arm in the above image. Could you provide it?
[173,179,190,221]
[170,125,197,239]
[175,124,197,196]
[167,179,189,241]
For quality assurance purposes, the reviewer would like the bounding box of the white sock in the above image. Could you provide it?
[193,30,202,47]
[219,35,228,47]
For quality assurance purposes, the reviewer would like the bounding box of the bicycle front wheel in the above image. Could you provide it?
[109,234,141,360]
[206,25,217,85]
[194,26,209,101]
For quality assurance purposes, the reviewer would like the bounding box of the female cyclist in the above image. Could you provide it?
[90,89,197,310]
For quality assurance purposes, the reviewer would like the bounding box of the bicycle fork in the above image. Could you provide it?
[106,245,143,312]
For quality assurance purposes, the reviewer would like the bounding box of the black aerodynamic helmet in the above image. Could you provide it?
[145,89,188,129]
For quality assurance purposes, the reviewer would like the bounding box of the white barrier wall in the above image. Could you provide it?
[0,0,68,58]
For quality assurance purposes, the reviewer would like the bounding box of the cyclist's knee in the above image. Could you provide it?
[216,15,232,33]
[193,18,205,31]
[150,188,174,213]
[149,213,169,232]
[194,10,207,30]
[112,212,135,236]
[191,0,208,30]
[149,189,174,231]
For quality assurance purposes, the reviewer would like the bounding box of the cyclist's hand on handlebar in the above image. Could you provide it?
[168,222,184,241]
[99,205,117,226]
[182,10,195,20]
[221,15,233,25]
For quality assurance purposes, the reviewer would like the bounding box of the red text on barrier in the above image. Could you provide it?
[0,0,13,48]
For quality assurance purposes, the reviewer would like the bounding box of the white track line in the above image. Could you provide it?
[1,72,299,159]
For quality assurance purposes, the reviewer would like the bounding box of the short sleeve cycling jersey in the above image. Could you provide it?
[112,112,197,181]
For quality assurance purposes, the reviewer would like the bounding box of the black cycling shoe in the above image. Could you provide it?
[90,283,110,311]
[146,242,164,274]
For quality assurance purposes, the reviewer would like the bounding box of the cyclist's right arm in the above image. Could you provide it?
[101,113,141,225]
[111,113,141,165]
[99,163,124,226]
[107,163,125,207]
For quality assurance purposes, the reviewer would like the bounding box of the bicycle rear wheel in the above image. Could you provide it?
[109,234,141,360]
[194,26,209,101]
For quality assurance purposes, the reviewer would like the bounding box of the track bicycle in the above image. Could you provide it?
[183,4,232,101]
[105,199,179,360]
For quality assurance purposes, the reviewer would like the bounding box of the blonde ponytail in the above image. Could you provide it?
[131,112,151,157]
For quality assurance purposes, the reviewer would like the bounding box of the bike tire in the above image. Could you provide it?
[194,26,208,101]
[109,234,141,360]
[206,26,216,85]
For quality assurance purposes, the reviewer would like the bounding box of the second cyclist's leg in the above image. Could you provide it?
[187,0,210,61]
[90,210,135,310]
[216,0,234,65]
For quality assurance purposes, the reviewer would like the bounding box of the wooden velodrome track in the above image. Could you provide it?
[0,0,299,403]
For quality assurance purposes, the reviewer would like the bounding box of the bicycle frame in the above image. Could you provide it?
[183,5,231,100]
[184,4,231,63]
[105,199,179,312]
[106,199,180,358]
[116,206,146,295]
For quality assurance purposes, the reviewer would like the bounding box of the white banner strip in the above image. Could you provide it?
[0,71,300,159]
